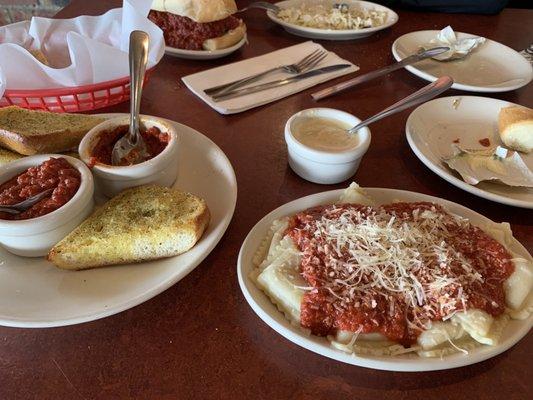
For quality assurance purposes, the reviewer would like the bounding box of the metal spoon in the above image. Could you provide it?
[0,188,53,215]
[111,31,150,166]
[421,41,481,62]
[347,76,454,134]
[237,1,280,13]
[312,46,450,101]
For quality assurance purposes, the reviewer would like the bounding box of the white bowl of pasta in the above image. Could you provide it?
[237,183,532,371]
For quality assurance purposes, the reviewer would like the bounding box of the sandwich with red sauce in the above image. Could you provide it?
[149,0,246,51]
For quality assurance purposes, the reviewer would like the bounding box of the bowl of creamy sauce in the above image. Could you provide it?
[291,115,360,152]
[285,108,371,184]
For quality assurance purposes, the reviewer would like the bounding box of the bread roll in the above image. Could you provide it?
[29,49,49,66]
[203,21,246,50]
[151,0,237,23]
[498,106,533,153]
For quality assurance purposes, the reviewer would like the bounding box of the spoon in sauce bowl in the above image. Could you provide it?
[347,76,454,135]
[111,31,150,166]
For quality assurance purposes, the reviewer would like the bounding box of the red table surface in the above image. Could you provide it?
[0,1,531,399]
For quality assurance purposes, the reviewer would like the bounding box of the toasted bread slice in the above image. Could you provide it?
[0,106,105,155]
[0,147,24,166]
[0,148,78,166]
[48,185,210,270]
[498,105,533,153]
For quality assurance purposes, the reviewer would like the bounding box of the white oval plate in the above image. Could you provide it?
[392,30,532,92]
[165,35,247,60]
[237,188,532,371]
[0,115,237,328]
[406,96,533,209]
[267,0,398,41]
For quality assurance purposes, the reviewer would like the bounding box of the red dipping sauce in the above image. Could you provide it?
[0,157,81,220]
[479,138,491,147]
[89,125,169,167]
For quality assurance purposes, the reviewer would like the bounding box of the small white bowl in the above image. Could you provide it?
[0,154,94,257]
[79,115,179,198]
[285,108,371,184]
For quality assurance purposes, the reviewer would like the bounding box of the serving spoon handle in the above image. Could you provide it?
[312,46,450,101]
[348,76,454,134]
[111,30,150,166]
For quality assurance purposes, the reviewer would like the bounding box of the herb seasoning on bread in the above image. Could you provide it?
[48,185,210,270]
[0,106,105,155]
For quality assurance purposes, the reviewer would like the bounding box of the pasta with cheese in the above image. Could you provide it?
[251,183,532,358]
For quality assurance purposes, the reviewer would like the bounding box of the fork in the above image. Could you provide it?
[204,49,328,95]
[0,188,53,215]
[236,1,280,14]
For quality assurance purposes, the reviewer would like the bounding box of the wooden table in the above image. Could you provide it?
[1,1,531,399]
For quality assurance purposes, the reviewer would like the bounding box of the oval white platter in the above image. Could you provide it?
[267,0,398,41]
[165,36,247,60]
[406,96,533,209]
[392,30,533,92]
[0,114,237,328]
[237,188,532,372]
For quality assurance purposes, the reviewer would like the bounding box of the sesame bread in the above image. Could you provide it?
[48,185,210,270]
[498,105,533,153]
[0,106,105,155]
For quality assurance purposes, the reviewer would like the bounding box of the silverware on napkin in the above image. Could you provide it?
[311,46,450,101]
[204,49,328,96]
[210,64,352,102]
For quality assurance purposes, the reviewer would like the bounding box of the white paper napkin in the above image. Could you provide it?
[0,0,164,97]
[444,145,533,187]
[428,26,485,61]
[182,41,359,114]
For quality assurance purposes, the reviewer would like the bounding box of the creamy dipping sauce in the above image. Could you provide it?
[292,116,359,152]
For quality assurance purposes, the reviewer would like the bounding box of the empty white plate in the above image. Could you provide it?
[165,36,247,60]
[237,188,532,371]
[406,96,533,208]
[267,0,398,40]
[0,115,237,328]
[392,30,532,92]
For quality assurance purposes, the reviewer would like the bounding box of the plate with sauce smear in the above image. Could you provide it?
[392,31,532,92]
[0,115,237,328]
[237,187,532,371]
[406,96,533,209]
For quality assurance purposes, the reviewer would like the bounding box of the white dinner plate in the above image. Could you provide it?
[237,188,532,371]
[165,36,247,60]
[392,30,533,92]
[0,115,237,328]
[406,96,533,209]
[267,0,398,40]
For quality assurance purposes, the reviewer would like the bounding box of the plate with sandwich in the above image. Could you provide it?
[0,108,237,327]
[149,0,247,60]
[406,96,533,208]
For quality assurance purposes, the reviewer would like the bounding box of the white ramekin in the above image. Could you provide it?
[78,115,179,198]
[285,108,371,184]
[0,154,95,257]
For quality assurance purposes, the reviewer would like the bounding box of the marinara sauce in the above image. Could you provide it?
[89,125,169,167]
[0,157,81,220]
[287,202,514,345]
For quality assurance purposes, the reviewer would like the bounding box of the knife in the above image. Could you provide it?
[210,64,352,102]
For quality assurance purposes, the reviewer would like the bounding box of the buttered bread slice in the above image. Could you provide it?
[0,106,104,155]
[498,105,533,153]
[48,185,210,270]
